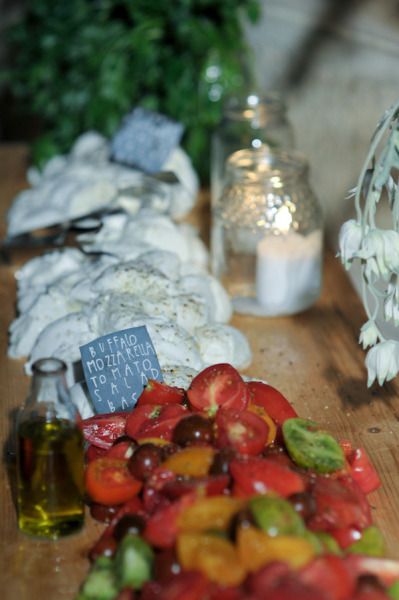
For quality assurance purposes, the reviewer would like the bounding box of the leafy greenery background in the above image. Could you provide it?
[3,0,260,180]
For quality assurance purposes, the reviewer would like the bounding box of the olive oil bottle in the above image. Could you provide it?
[16,358,85,538]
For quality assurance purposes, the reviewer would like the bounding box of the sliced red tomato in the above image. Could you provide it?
[187,363,249,416]
[215,409,269,455]
[246,562,292,596]
[230,456,306,498]
[85,458,142,506]
[144,493,196,548]
[345,555,399,587]
[347,447,381,495]
[126,404,187,441]
[330,526,362,549]
[300,555,356,600]
[106,439,136,461]
[86,444,107,462]
[141,571,210,600]
[308,475,372,532]
[137,380,186,407]
[80,412,128,449]
[247,381,297,426]
[142,467,177,513]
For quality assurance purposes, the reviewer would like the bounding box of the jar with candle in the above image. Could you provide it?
[211,92,295,210]
[211,148,323,316]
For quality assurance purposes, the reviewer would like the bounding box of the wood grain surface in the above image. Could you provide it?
[1,145,398,599]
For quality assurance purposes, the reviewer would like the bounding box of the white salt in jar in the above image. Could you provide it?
[211,148,323,316]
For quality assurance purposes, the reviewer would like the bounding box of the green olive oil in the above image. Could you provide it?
[17,417,84,539]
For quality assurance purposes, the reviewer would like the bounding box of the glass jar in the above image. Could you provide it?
[211,148,323,316]
[211,92,295,209]
[16,358,85,539]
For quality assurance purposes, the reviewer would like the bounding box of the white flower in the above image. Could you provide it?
[365,340,399,386]
[338,219,363,270]
[384,294,399,327]
[357,228,399,280]
[359,320,380,349]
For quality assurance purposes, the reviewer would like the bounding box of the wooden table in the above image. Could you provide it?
[1,144,399,599]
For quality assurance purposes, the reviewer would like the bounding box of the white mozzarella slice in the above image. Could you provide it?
[195,324,252,370]
[179,273,232,323]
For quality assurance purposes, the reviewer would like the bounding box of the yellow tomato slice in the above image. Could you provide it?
[177,496,246,532]
[162,446,215,477]
[137,437,170,446]
[248,401,277,445]
[237,525,315,571]
[177,532,247,587]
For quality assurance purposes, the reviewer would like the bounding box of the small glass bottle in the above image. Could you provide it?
[16,358,85,539]
[211,148,323,317]
[211,92,295,210]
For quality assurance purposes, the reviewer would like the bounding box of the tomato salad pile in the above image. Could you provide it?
[77,364,399,600]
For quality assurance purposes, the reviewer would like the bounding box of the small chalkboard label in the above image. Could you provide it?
[80,326,163,414]
[110,107,184,173]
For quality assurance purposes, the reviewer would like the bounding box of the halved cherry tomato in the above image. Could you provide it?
[308,475,372,532]
[144,493,196,548]
[247,381,297,427]
[80,412,128,449]
[246,562,292,596]
[176,532,247,587]
[247,401,277,445]
[85,458,142,506]
[126,404,187,441]
[347,447,381,495]
[161,446,215,477]
[300,555,356,600]
[187,363,249,416]
[177,496,246,532]
[137,380,186,407]
[236,525,315,571]
[215,409,269,455]
[230,456,306,498]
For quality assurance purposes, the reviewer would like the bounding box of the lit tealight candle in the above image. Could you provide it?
[255,230,323,315]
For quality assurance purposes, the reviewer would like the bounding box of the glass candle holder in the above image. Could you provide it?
[211,92,295,210]
[211,148,323,316]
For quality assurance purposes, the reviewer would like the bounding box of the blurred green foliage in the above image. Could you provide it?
[3,0,260,179]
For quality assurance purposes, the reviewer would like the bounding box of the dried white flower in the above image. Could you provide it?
[338,219,363,270]
[357,228,399,280]
[359,320,380,349]
[365,340,399,387]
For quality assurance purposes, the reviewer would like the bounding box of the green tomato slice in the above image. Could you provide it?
[282,418,345,474]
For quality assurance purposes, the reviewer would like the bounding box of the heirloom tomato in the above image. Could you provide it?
[176,532,246,587]
[247,381,297,426]
[300,555,355,600]
[85,458,142,505]
[215,409,269,455]
[230,456,306,498]
[348,447,381,495]
[136,380,185,407]
[161,446,215,477]
[125,404,187,441]
[80,412,128,449]
[144,493,196,548]
[187,363,249,415]
[308,475,372,532]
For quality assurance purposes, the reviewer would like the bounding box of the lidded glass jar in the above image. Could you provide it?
[211,148,323,316]
[211,92,295,209]
[16,358,85,539]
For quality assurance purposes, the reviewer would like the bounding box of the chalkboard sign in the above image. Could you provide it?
[110,107,184,173]
[80,326,163,413]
